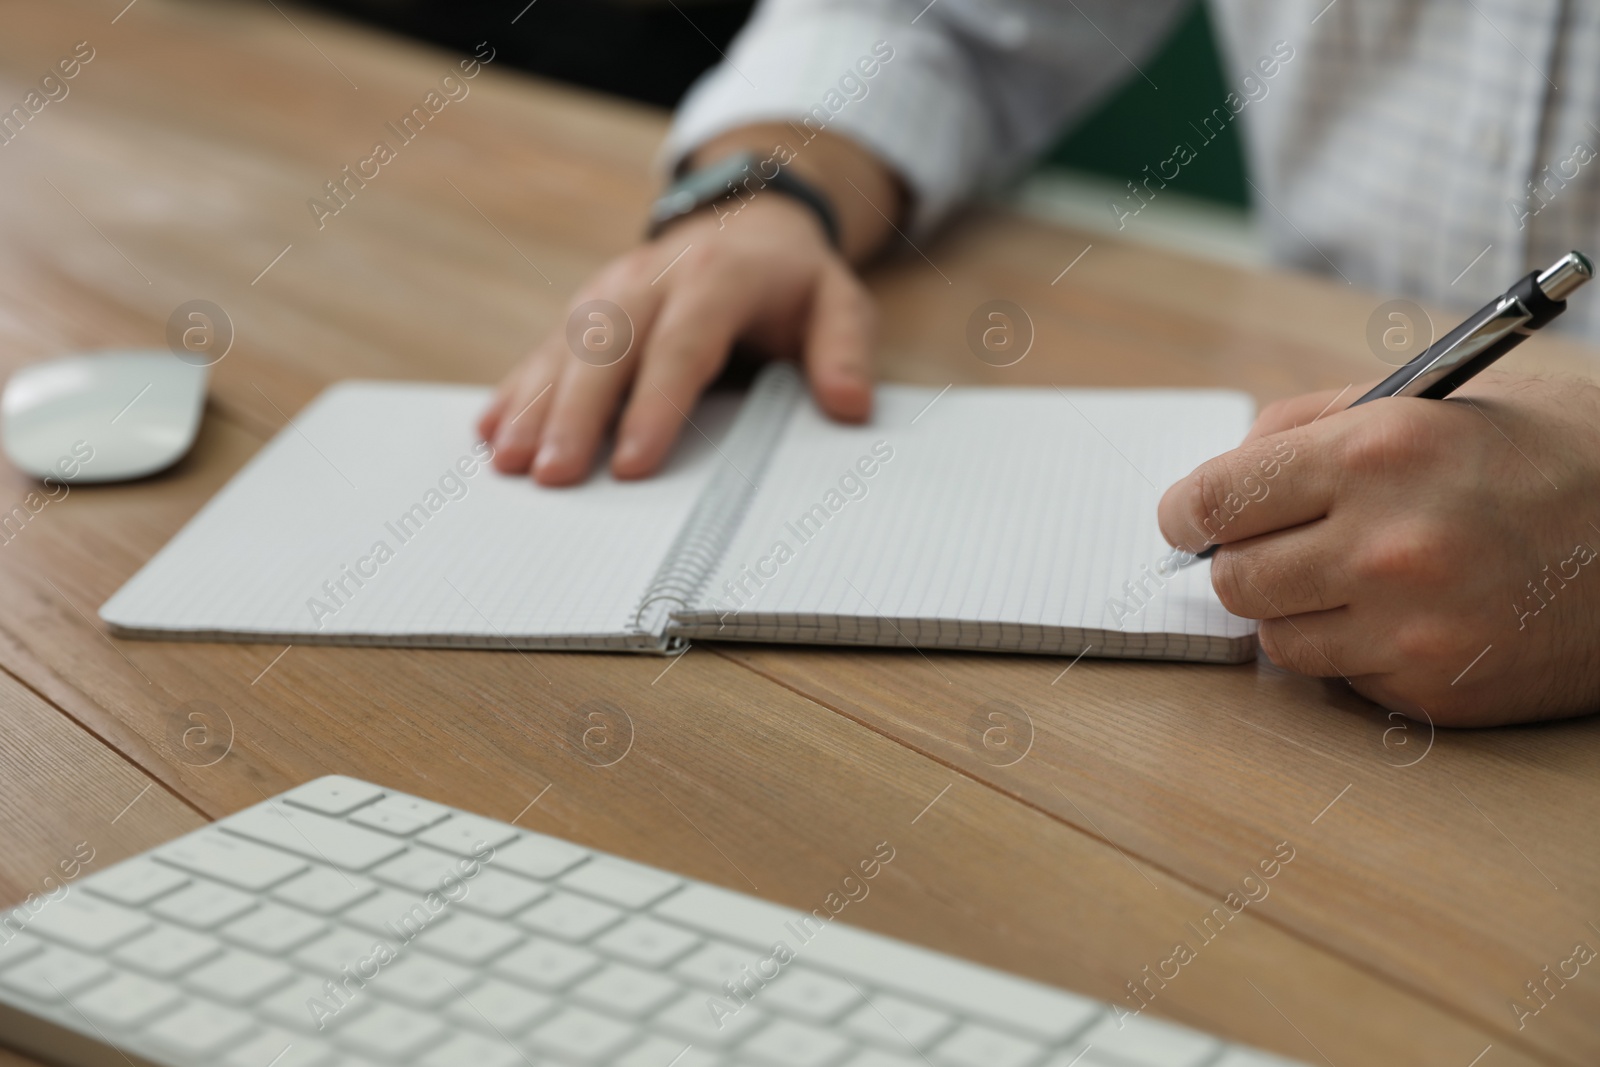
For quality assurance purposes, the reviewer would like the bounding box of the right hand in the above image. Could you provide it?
[478,192,877,485]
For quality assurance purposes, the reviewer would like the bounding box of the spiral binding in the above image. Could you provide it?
[631,364,804,639]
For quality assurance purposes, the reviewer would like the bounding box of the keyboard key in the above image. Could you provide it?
[572,962,681,1017]
[184,948,296,1004]
[0,945,111,1000]
[560,857,681,908]
[516,891,623,941]
[23,893,150,951]
[350,794,452,836]
[932,1022,1044,1067]
[445,976,554,1035]
[260,974,369,1034]
[371,849,467,894]
[489,833,588,880]
[369,950,475,1008]
[415,912,523,965]
[158,830,310,890]
[527,1004,637,1060]
[419,1030,526,1067]
[593,915,700,967]
[494,937,601,991]
[345,889,443,937]
[295,929,388,977]
[335,999,448,1058]
[226,803,408,871]
[283,776,387,816]
[84,857,190,906]
[675,940,763,990]
[456,868,549,918]
[417,814,520,857]
[150,879,258,929]
[740,1017,852,1066]
[841,1052,925,1067]
[842,994,954,1049]
[0,931,44,971]
[142,999,256,1056]
[113,924,222,978]
[760,966,860,1022]
[1068,1015,1220,1067]
[272,867,378,915]
[223,1027,337,1067]
[75,971,183,1028]
[222,902,328,953]
[653,989,768,1047]
[616,1036,725,1067]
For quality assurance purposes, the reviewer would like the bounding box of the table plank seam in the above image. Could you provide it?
[0,631,211,826]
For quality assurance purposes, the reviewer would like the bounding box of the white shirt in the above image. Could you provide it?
[667,0,1600,342]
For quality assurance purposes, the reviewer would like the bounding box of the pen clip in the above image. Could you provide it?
[1388,294,1532,399]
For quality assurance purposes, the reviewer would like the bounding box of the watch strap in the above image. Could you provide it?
[648,150,840,248]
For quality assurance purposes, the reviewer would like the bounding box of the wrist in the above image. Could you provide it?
[682,124,904,263]
[653,189,834,250]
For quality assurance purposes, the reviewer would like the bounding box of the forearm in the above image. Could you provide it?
[687,123,906,265]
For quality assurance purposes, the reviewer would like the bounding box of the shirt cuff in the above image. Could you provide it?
[662,4,997,237]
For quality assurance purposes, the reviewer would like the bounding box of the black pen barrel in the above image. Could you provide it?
[1351,270,1564,406]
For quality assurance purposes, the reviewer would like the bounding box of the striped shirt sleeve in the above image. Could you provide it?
[663,0,1190,234]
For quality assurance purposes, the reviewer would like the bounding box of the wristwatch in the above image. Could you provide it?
[647,150,841,247]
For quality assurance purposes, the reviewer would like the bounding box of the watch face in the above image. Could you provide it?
[654,151,760,226]
[655,189,697,219]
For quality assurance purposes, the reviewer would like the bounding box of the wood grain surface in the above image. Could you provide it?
[0,1,1595,1065]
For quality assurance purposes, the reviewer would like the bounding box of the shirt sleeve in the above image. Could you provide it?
[663,0,1192,235]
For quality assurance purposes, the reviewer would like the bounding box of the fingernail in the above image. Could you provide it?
[533,441,564,475]
[613,436,643,468]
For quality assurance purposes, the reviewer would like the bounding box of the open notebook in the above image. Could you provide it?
[101,366,1258,663]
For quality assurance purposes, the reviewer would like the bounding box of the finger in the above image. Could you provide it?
[477,386,511,444]
[487,350,560,474]
[1256,608,1369,679]
[802,260,874,422]
[1209,523,1351,619]
[611,282,746,479]
[1158,428,1331,552]
[534,288,663,485]
[1242,382,1373,444]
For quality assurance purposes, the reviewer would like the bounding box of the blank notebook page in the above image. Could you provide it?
[101,382,735,646]
[691,384,1256,652]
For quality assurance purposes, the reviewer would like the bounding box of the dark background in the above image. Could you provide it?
[303,0,1248,207]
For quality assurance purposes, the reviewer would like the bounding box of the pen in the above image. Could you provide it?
[1194,250,1593,560]
[1350,250,1592,406]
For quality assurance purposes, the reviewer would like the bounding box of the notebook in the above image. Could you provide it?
[100,365,1258,663]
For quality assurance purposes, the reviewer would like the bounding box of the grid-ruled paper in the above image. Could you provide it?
[677,384,1258,662]
[100,382,737,649]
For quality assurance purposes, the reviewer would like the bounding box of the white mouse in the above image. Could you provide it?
[1,350,208,483]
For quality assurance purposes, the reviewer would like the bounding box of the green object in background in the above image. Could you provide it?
[1045,1,1249,209]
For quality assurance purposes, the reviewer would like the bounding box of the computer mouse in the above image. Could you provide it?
[1,350,208,483]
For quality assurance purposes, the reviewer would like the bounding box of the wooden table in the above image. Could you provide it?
[1,2,1596,1065]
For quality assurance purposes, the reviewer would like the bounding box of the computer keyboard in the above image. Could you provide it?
[0,775,1309,1067]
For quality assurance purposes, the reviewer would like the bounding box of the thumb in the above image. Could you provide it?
[803,260,875,422]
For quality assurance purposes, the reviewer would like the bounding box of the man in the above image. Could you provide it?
[478,0,1600,726]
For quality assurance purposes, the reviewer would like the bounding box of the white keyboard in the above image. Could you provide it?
[0,776,1308,1067]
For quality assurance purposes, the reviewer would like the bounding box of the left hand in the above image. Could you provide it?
[1157,373,1600,727]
